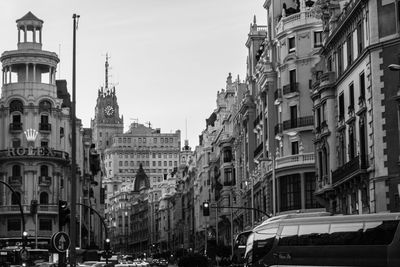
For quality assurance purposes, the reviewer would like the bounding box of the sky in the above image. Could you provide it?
[0,0,267,148]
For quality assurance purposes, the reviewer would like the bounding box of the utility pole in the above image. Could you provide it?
[70,13,80,267]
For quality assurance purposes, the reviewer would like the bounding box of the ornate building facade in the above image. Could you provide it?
[312,0,400,213]
[0,12,86,248]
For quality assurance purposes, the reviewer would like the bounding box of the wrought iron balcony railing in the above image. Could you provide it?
[282,116,314,131]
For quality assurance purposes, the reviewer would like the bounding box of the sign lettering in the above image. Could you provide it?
[7,147,61,158]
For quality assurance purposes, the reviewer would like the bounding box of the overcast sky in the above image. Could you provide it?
[0,0,266,148]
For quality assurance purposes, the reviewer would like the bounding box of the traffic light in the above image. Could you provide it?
[30,200,38,215]
[203,202,210,216]
[102,238,112,260]
[22,231,28,248]
[58,200,70,227]
[104,238,111,252]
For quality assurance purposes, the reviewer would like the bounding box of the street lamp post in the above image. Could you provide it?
[244,179,254,228]
[70,13,80,267]
[125,211,128,253]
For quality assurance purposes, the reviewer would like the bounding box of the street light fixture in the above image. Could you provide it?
[388,64,400,71]
[124,211,128,253]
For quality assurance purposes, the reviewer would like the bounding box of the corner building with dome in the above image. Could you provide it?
[0,12,85,248]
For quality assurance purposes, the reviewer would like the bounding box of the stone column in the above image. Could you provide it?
[358,188,362,214]
[39,28,42,44]
[8,66,12,83]
[33,64,36,82]
[33,26,36,43]
[26,64,29,82]
[24,25,27,42]
[49,67,52,84]
[18,28,20,43]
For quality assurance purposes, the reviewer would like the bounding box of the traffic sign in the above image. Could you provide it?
[20,248,29,261]
[51,231,70,253]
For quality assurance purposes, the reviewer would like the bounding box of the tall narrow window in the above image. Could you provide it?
[338,45,343,75]
[40,192,49,204]
[280,174,301,211]
[305,173,319,209]
[318,151,323,180]
[359,116,368,168]
[339,93,345,121]
[314,31,323,47]
[347,33,353,66]
[316,107,321,130]
[349,83,355,110]
[349,125,356,159]
[289,69,296,88]
[357,21,364,54]
[291,141,299,155]
[40,165,49,177]
[12,165,21,177]
[327,56,333,72]
[290,105,298,128]
[12,114,21,124]
[339,131,346,165]
[288,37,296,53]
[359,72,365,100]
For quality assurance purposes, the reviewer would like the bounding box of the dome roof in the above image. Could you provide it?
[133,163,150,192]
[16,11,43,23]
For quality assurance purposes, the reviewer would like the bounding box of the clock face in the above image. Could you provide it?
[104,105,114,117]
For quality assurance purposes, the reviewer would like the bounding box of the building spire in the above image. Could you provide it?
[105,53,110,90]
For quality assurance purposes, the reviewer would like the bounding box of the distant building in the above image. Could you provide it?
[103,122,181,254]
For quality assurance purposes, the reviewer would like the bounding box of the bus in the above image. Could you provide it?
[0,247,50,267]
[232,230,252,266]
[244,212,400,267]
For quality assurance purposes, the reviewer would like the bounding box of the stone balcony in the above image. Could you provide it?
[0,204,58,215]
[264,152,315,173]
[276,9,320,36]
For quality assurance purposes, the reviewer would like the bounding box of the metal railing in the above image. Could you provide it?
[283,83,299,95]
[282,116,314,130]
[39,123,52,132]
[9,122,23,132]
[332,156,360,185]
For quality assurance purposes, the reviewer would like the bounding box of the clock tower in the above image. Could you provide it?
[91,54,124,154]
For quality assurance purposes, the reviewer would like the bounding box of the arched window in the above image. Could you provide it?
[40,165,49,177]
[9,99,24,114]
[12,165,21,177]
[39,100,52,114]
[11,192,21,205]
[40,192,49,204]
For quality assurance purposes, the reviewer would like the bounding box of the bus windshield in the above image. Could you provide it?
[252,227,278,263]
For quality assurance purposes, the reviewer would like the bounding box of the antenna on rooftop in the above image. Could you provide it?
[145,121,152,128]
[185,118,188,140]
